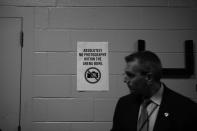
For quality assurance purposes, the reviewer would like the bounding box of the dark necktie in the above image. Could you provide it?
[137,99,151,131]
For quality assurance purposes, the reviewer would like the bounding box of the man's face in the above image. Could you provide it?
[124,60,149,96]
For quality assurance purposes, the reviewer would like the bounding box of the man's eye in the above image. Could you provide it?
[125,72,135,78]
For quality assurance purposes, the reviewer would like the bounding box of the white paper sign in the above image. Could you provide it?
[77,42,109,91]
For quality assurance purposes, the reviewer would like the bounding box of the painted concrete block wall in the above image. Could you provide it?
[33,5,197,131]
[0,0,197,131]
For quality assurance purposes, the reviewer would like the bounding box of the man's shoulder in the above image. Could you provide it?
[118,93,140,104]
[119,93,134,100]
[164,85,196,108]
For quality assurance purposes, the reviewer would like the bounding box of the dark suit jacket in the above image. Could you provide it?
[111,84,197,131]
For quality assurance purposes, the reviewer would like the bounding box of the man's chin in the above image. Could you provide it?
[127,85,139,94]
[129,88,138,94]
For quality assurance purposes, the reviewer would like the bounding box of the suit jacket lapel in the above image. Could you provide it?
[127,95,141,130]
[132,101,141,130]
[153,85,172,131]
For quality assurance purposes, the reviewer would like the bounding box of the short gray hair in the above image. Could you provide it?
[125,51,162,82]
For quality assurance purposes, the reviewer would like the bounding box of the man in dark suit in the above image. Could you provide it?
[111,51,197,131]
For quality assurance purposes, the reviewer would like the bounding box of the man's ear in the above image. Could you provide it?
[146,73,153,81]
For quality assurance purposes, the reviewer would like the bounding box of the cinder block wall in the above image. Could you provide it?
[1,0,197,131]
